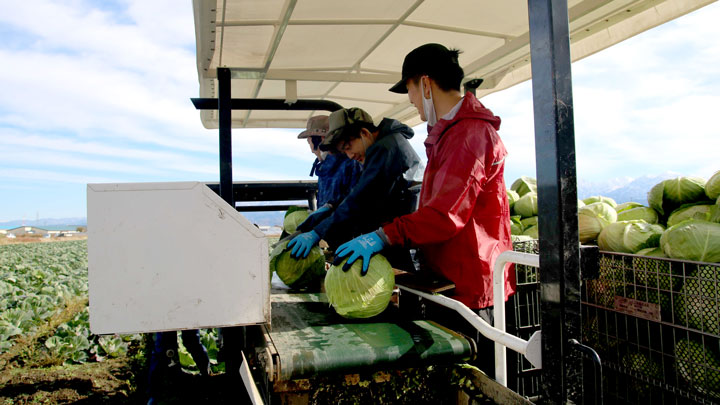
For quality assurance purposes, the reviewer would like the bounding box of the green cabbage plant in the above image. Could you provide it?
[510,216,523,235]
[666,203,713,227]
[269,240,326,290]
[578,202,617,243]
[615,202,644,213]
[283,208,310,234]
[514,192,538,218]
[522,225,538,239]
[510,176,537,197]
[706,170,720,200]
[521,216,538,229]
[660,219,720,263]
[712,196,720,223]
[675,266,719,335]
[597,220,663,253]
[507,189,520,211]
[617,206,659,224]
[675,339,720,397]
[325,254,395,319]
[583,196,617,208]
[648,176,706,216]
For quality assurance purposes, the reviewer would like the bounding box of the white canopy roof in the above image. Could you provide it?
[193,0,714,129]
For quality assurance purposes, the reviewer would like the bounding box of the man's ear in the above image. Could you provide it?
[422,76,432,99]
[359,127,372,138]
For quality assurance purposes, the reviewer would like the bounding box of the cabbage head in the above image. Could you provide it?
[712,196,720,223]
[675,339,720,396]
[706,170,720,200]
[667,203,713,227]
[633,248,676,292]
[623,221,664,253]
[510,216,523,235]
[583,196,617,208]
[578,202,617,243]
[660,219,720,263]
[507,189,520,210]
[577,199,586,208]
[617,206,659,224]
[269,240,326,290]
[283,208,310,234]
[615,202,644,213]
[648,176,706,216]
[598,220,663,253]
[521,216,538,229]
[636,247,666,258]
[510,176,537,197]
[675,266,719,335]
[621,352,663,380]
[325,254,395,319]
[514,192,538,218]
[522,225,538,239]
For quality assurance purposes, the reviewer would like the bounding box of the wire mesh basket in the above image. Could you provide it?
[582,250,720,403]
[509,239,542,397]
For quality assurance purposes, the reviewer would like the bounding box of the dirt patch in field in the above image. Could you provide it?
[0,357,142,404]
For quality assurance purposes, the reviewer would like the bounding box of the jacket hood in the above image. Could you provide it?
[377,118,414,140]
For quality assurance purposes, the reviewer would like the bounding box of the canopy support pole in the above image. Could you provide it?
[527,0,582,403]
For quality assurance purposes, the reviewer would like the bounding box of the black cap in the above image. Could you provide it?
[389,43,463,94]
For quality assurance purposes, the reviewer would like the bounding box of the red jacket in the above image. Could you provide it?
[382,93,515,309]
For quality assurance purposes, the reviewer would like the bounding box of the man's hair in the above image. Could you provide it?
[409,48,464,92]
[330,122,378,152]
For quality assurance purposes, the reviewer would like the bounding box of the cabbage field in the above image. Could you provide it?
[0,240,152,403]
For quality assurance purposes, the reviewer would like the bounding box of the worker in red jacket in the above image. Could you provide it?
[334,43,515,375]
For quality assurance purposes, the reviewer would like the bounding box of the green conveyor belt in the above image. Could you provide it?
[269,292,472,381]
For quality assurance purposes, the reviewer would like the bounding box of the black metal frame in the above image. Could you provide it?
[205,181,319,212]
[192,69,342,210]
[527,0,583,402]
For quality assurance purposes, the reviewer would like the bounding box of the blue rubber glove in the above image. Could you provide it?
[287,230,320,259]
[333,231,386,276]
[297,206,332,232]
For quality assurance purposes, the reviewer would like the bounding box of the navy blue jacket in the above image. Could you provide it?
[311,153,362,207]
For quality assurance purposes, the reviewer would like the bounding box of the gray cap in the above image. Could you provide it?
[320,108,374,151]
[297,115,329,139]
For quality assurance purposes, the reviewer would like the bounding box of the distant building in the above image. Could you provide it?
[6,226,49,237]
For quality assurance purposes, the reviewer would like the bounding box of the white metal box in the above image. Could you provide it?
[87,182,269,334]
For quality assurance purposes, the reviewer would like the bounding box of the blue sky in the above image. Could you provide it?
[1,1,719,222]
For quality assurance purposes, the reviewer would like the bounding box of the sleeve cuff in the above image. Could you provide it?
[376,228,392,247]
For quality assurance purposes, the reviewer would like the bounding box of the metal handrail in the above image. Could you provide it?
[399,249,542,389]
[493,250,542,386]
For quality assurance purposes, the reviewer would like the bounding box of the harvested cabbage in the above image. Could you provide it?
[325,254,395,319]
[269,240,326,290]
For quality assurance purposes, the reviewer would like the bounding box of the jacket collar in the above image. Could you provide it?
[424,92,501,148]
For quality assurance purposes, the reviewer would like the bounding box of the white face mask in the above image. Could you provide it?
[421,78,437,126]
[320,151,329,160]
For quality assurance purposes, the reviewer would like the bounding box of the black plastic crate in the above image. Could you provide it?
[582,251,720,403]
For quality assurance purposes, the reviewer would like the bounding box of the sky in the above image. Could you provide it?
[0,1,719,222]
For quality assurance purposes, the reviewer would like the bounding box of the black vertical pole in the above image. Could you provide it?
[218,67,233,207]
[527,0,582,403]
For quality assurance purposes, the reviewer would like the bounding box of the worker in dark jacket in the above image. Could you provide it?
[298,115,362,208]
[288,107,423,272]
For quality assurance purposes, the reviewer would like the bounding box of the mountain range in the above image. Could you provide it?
[1,173,682,229]
[0,217,87,229]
